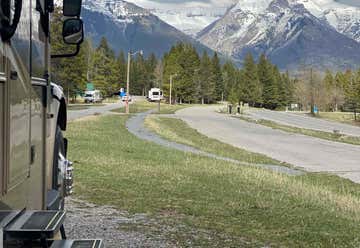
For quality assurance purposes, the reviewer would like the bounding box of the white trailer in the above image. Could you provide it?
[148,88,163,102]
[84,90,103,103]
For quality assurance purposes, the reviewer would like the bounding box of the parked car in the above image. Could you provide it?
[121,94,132,102]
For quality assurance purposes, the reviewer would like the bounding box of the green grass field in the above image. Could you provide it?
[111,101,189,114]
[145,116,283,166]
[318,112,360,126]
[238,116,360,146]
[68,104,105,111]
[66,114,360,247]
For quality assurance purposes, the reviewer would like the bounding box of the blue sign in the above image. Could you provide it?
[120,91,126,97]
[314,106,319,114]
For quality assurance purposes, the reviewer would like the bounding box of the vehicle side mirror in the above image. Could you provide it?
[62,18,84,45]
[63,0,82,17]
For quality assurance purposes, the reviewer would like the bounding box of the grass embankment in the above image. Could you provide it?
[317,112,360,126]
[67,114,360,247]
[68,104,105,111]
[238,116,360,146]
[145,116,282,166]
[111,101,189,114]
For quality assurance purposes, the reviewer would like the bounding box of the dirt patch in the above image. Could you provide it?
[64,197,172,248]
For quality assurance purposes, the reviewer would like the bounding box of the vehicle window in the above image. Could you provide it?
[31,0,46,78]
[153,92,159,95]
[0,50,4,195]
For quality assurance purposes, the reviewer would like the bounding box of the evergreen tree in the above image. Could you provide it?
[162,43,184,102]
[116,50,127,87]
[198,51,215,104]
[222,61,237,101]
[92,37,117,96]
[243,53,261,106]
[50,7,88,101]
[211,52,223,101]
[343,69,360,120]
[257,54,277,109]
[274,65,287,108]
[282,71,294,106]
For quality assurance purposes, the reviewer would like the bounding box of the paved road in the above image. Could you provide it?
[126,111,302,176]
[246,108,360,137]
[176,106,360,183]
[67,102,124,121]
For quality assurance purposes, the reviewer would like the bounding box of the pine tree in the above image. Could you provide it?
[243,53,261,106]
[343,70,360,120]
[222,61,237,101]
[211,52,223,101]
[274,65,287,108]
[162,43,183,102]
[92,37,117,96]
[282,71,294,107]
[50,7,88,101]
[198,51,214,104]
[257,54,277,109]
[115,50,127,92]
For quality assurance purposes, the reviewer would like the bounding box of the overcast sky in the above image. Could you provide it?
[126,0,237,9]
[126,0,360,9]
[336,0,360,6]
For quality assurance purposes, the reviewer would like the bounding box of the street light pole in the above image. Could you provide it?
[126,52,131,114]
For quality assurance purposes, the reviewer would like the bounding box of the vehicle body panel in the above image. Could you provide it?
[148,88,163,102]
[0,0,62,211]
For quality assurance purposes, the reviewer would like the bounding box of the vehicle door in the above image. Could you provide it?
[0,0,32,209]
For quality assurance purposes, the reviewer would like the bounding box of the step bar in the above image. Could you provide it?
[3,210,66,240]
[0,210,103,247]
[50,239,104,248]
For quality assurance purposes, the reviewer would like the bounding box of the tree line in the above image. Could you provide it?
[51,8,360,117]
[294,68,360,119]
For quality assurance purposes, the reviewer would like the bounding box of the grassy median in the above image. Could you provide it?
[317,112,360,126]
[111,101,189,114]
[66,114,360,247]
[237,116,360,146]
[145,116,283,166]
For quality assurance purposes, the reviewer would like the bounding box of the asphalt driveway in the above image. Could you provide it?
[176,106,360,183]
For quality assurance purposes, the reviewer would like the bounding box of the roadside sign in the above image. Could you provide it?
[314,106,319,114]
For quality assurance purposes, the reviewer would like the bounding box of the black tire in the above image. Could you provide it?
[53,126,66,210]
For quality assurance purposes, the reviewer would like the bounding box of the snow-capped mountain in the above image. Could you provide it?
[198,0,360,70]
[80,0,213,56]
[149,7,230,37]
[293,0,360,42]
[83,0,150,21]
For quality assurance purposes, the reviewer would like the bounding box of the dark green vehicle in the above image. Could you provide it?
[0,0,102,247]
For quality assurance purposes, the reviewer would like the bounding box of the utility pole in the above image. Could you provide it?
[125,50,143,114]
[310,67,315,115]
[169,75,173,105]
[126,52,131,114]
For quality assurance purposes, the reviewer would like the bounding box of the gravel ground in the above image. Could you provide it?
[64,197,242,247]
[64,197,172,248]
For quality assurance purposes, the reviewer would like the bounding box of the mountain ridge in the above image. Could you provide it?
[81,0,214,56]
[197,0,360,70]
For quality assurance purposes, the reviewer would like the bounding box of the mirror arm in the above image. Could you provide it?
[51,44,80,58]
